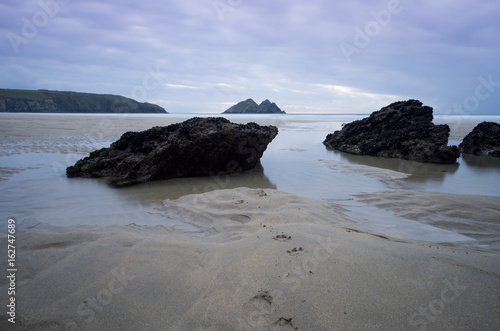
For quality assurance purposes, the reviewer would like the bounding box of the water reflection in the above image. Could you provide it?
[461,153,500,168]
[113,162,277,203]
[322,146,499,196]
[326,148,459,179]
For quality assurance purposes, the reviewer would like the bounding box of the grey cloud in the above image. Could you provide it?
[1,0,499,113]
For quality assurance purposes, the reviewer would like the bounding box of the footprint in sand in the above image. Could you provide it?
[251,189,268,197]
[273,234,292,241]
[286,247,304,255]
[240,290,294,330]
[229,214,252,223]
[274,317,298,330]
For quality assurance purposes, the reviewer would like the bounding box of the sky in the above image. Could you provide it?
[1,0,499,114]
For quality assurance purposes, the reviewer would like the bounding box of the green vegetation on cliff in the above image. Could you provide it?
[0,89,167,113]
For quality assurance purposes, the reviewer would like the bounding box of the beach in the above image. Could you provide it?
[0,114,499,330]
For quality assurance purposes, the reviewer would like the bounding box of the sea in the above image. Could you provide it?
[1,113,499,243]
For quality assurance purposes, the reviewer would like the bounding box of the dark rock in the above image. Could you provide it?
[66,117,278,185]
[223,98,285,114]
[323,100,460,164]
[256,99,285,114]
[459,122,500,157]
[223,98,259,113]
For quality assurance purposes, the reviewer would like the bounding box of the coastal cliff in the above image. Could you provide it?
[0,89,167,113]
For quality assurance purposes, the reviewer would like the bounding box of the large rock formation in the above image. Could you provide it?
[223,99,258,113]
[459,122,500,157]
[67,117,278,185]
[256,99,285,114]
[0,89,167,113]
[223,99,285,114]
[323,100,460,164]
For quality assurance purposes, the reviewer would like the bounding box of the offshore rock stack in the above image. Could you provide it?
[223,99,286,114]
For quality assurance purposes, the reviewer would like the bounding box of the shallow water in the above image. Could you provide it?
[260,117,500,199]
[1,114,499,242]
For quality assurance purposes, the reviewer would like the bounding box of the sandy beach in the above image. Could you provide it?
[0,188,498,330]
[0,114,499,330]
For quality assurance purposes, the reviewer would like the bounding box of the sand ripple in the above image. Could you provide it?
[161,187,349,242]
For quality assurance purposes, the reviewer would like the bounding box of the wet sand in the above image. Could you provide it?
[0,114,499,330]
[355,190,500,251]
[0,188,499,330]
[0,114,191,157]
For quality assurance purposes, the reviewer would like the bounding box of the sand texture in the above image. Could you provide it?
[0,115,188,157]
[355,190,500,251]
[1,188,499,330]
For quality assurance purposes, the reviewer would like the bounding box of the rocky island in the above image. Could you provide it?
[0,88,167,113]
[67,117,278,185]
[223,98,285,114]
[459,121,500,157]
[323,99,460,164]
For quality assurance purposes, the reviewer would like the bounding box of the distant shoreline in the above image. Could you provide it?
[0,88,167,114]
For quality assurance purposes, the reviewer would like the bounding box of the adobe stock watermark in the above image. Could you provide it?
[444,74,500,117]
[439,73,500,138]
[408,276,468,330]
[7,0,70,54]
[187,114,286,201]
[236,235,338,329]
[281,236,338,292]
[339,0,404,63]
[128,63,164,101]
[212,0,243,21]
[65,266,135,330]
[236,289,287,330]
[50,62,165,178]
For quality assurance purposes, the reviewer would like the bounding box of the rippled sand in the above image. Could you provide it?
[1,188,499,330]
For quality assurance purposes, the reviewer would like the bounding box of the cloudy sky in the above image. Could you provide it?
[1,0,499,114]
